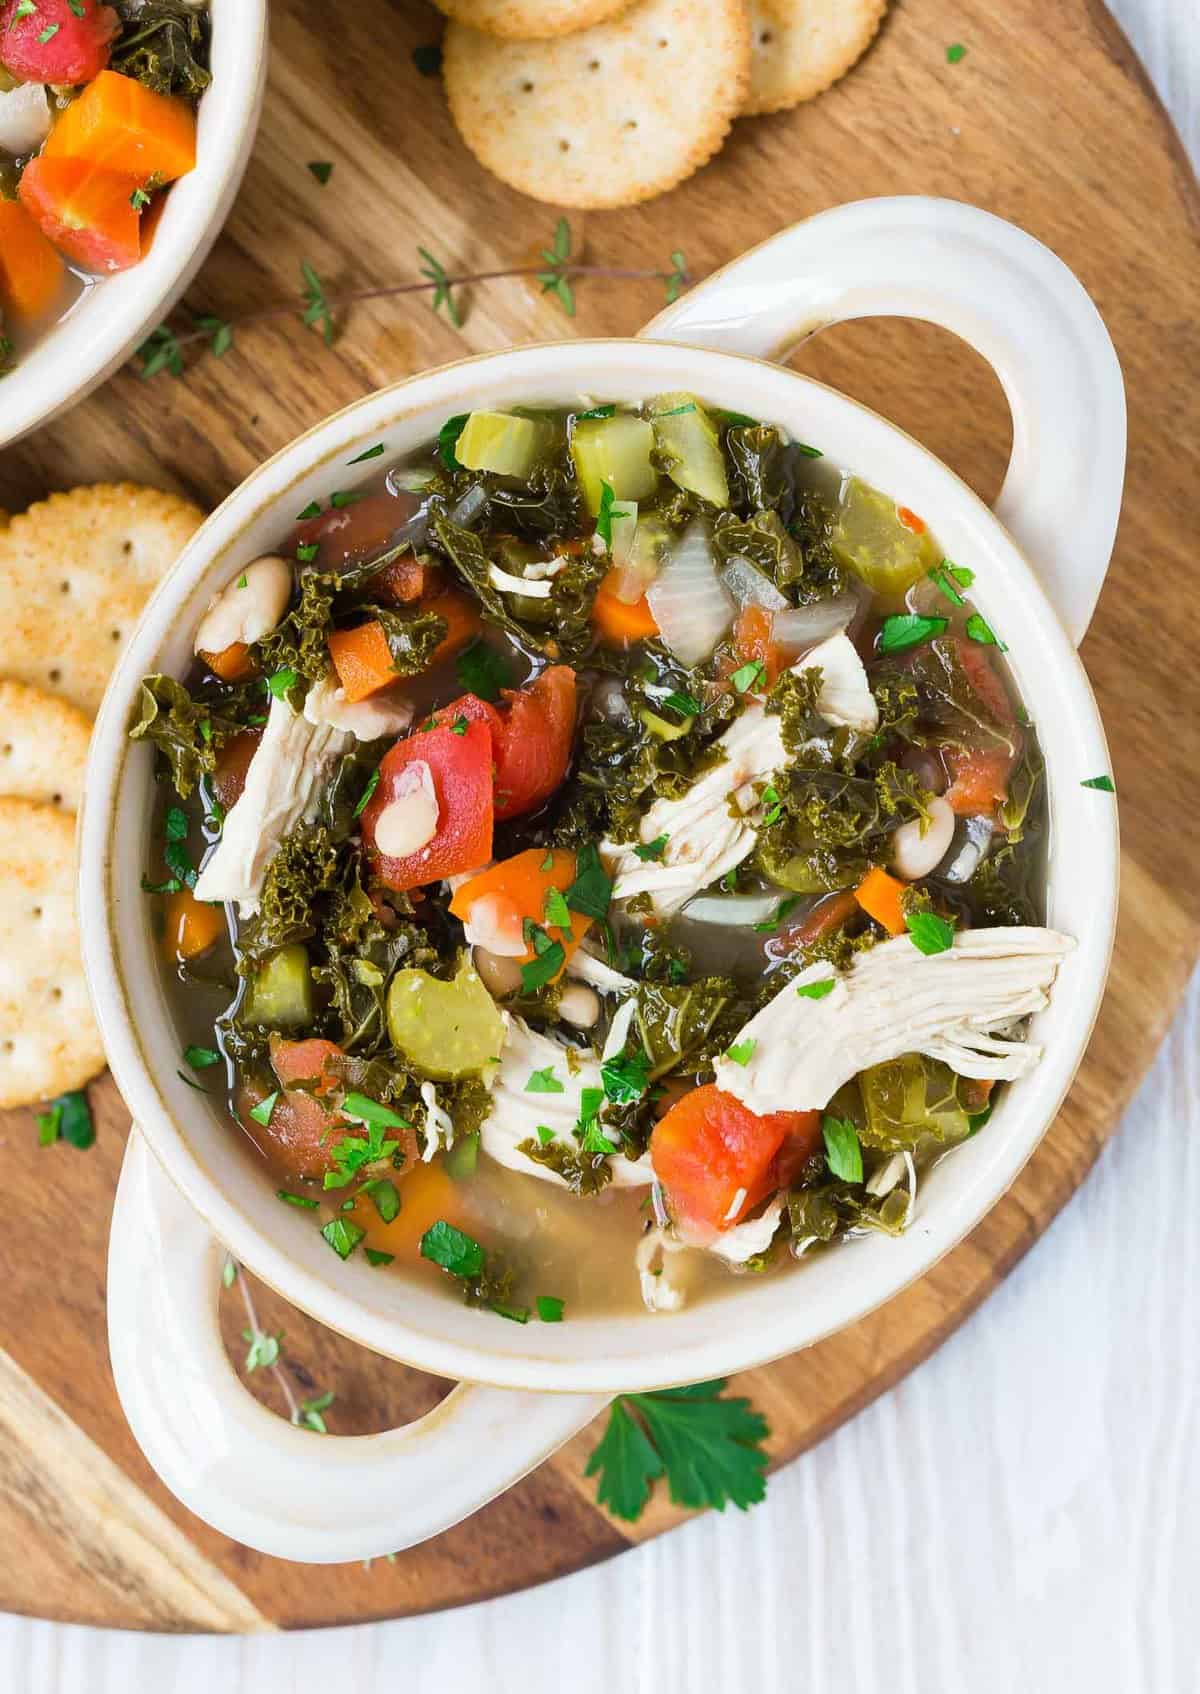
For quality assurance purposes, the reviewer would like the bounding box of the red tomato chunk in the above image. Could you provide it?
[651,1084,821,1234]
[362,718,494,892]
[0,0,117,84]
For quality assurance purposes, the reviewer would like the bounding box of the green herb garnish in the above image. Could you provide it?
[946,41,967,62]
[307,161,334,186]
[352,765,380,818]
[600,1049,651,1105]
[795,977,837,1000]
[184,1044,221,1070]
[277,1189,319,1209]
[596,481,617,548]
[878,613,948,654]
[565,842,613,922]
[536,1296,565,1323]
[904,909,956,955]
[347,442,386,464]
[365,1248,395,1266]
[822,1114,863,1183]
[249,1090,279,1126]
[545,886,572,931]
[420,1219,485,1279]
[1081,774,1116,792]
[321,1217,366,1260]
[585,1380,769,1522]
[725,1039,756,1066]
[730,659,766,694]
[633,834,669,862]
[965,612,1006,650]
[526,1066,564,1094]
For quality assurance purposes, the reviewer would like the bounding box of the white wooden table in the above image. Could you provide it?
[4,3,1196,1687]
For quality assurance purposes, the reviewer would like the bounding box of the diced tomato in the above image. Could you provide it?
[449,846,591,978]
[362,719,494,892]
[0,0,117,84]
[651,1084,822,1233]
[731,604,784,689]
[270,1036,343,1097]
[897,506,926,535]
[493,665,577,821]
[18,156,142,273]
[943,636,1021,816]
[426,692,504,740]
[291,490,421,569]
[211,729,262,812]
[765,889,860,965]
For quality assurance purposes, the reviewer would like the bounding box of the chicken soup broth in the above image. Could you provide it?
[137,393,1061,1324]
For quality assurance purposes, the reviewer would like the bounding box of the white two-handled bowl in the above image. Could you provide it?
[0,0,268,448]
[80,198,1124,1564]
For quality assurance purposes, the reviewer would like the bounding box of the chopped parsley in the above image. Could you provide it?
[296,500,322,520]
[600,1049,651,1105]
[596,481,617,548]
[437,412,468,470]
[52,1090,93,1149]
[1081,774,1116,792]
[946,41,967,62]
[37,22,59,43]
[526,1066,564,1094]
[277,1189,319,1209]
[795,442,823,458]
[353,765,380,818]
[822,1114,863,1183]
[130,186,151,210]
[248,1090,279,1126]
[296,542,319,563]
[455,640,514,702]
[575,404,615,420]
[660,689,700,718]
[905,909,956,955]
[928,563,966,606]
[585,1379,769,1521]
[365,1248,395,1267]
[536,1124,556,1145]
[544,886,572,931]
[340,1093,411,1133]
[965,612,1006,650]
[878,613,948,655]
[420,1219,485,1279]
[347,442,386,464]
[796,977,837,1000]
[760,784,782,826]
[307,161,334,185]
[633,834,669,862]
[329,490,364,509]
[730,659,766,694]
[521,921,567,992]
[366,1178,400,1223]
[450,714,470,736]
[751,895,802,933]
[183,1044,221,1070]
[321,1217,366,1260]
[268,668,299,699]
[725,1038,756,1066]
[536,1296,565,1322]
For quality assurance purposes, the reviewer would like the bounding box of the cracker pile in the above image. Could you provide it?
[0,484,204,1109]
[439,0,887,207]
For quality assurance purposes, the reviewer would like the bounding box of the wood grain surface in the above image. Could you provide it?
[0,0,1196,1632]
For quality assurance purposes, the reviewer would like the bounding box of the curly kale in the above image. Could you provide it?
[257,571,336,682]
[111,1,211,98]
[357,605,448,676]
[515,1136,614,1196]
[431,516,603,661]
[130,673,231,797]
[252,824,341,950]
[869,638,1019,757]
[635,977,738,1079]
[713,509,805,591]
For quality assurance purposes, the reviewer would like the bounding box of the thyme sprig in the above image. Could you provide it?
[226,1256,335,1435]
[134,218,691,380]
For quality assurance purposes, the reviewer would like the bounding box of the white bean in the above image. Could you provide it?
[194,555,293,656]
[557,983,601,1029]
[473,946,525,998]
[373,761,438,858]
[890,795,956,882]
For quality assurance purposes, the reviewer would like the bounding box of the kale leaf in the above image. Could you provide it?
[130,674,219,797]
[111,1,212,97]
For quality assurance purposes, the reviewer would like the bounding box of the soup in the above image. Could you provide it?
[0,0,210,372]
[132,392,1068,1323]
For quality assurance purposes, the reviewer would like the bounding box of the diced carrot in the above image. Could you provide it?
[18,156,142,274]
[162,887,224,962]
[449,846,592,979]
[854,866,908,936]
[592,569,659,644]
[44,70,197,183]
[200,641,257,684]
[425,588,482,665]
[349,1161,466,1266]
[0,201,68,323]
[327,620,397,704]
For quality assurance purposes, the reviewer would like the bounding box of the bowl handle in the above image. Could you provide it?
[107,1129,608,1563]
[641,196,1126,647]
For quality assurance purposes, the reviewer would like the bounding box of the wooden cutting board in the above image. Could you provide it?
[0,0,1196,1632]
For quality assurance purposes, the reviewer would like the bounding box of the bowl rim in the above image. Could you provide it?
[0,0,268,448]
[80,337,1119,1394]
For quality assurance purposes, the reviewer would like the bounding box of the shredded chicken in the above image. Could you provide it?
[713,927,1075,1115]
[303,673,413,740]
[193,694,352,914]
[601,635,877,915]
[420,1080,454,1162]
[479,1016,652,1190]
[636,1228,688,1312]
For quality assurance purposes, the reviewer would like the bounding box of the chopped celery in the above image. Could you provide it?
[386,954,505,1080]
[832,478,938,593]
[649,392,729,508]
[243,945,313,1029]
[570,414,658,513]
[638,707,691,742]
[455,411,549,480]
[608,500,638,568]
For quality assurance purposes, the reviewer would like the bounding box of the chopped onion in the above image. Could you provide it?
[683,892,784,927]
[721,556,789,613]
[772,596,860,656]
[645,520,734,666]
[488,563,554,598]
[386,464,438,496]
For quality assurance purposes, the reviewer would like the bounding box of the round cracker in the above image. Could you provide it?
[744,0,886,116]
[444,0,751,209]
[0,681,92,812]
[434,0,632,40]
[0,798,104,1108]
[0,483,205,718]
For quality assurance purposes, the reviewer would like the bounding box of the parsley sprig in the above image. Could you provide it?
[586,1379,770,1521]
[134,221,692,380]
